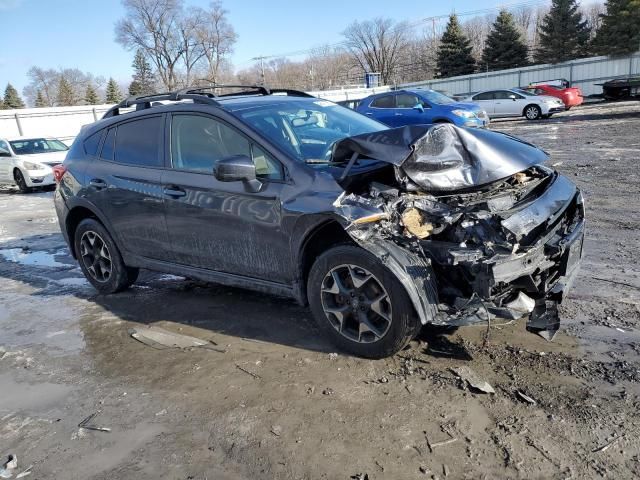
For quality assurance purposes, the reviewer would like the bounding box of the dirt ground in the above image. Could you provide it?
[1,101,639,480]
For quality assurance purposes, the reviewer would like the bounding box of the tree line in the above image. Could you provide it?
[1,0,638,109]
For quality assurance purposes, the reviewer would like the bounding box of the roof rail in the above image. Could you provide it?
[102,91,221,119]
[270,88,315,98]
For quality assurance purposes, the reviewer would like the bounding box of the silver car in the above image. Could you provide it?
[463,88,565,120]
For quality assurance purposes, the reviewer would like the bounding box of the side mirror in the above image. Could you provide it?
[413,104,424,112]
[214,155,262,193]
[509,95,517,100]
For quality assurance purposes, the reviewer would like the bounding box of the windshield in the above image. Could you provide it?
[232,99,387,164]
[9,138,68,155]
[417,90,455,105]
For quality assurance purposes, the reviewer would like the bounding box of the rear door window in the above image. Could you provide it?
[370,95,394,108]
[114,116,162,167]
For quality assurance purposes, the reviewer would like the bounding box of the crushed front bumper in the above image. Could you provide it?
[432,186,585,340]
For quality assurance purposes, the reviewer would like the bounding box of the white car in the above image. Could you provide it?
[462,88,565,120]
[0,136,68,192]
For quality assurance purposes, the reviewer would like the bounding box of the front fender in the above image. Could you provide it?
[355,237,439,325]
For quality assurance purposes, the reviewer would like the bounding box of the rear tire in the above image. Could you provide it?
[307,245,420,358]
[74,218,139,294]
[14,169,30,193]
[524,104,542,120]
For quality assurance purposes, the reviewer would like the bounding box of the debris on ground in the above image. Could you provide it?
[450,366,495,394]
[593,434,624,453]
[129,326,225,352]
[0,455,17,479]
[235,364,261,379]
[328,352,338,360]
[350,474,369,480]
[515,390,537,405]
[322,388,334,395]
[270,425,282,437]
[78,412,111,432]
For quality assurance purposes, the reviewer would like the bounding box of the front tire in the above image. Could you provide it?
[74,218,139,294]
[307,245,420,358]
[524,104,542,120]
[14,169,30,193]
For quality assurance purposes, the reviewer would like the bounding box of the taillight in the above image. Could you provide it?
[53,164,67,183]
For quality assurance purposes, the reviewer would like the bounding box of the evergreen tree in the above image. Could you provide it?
[84,84,99,105]
[3,83,25,109]
[481,10,529,71]
[534,0,590,63]
[129,49,155,96]
[56,77,75,106]
[35,89,47,107]
[593,0,640,56]
[0,98,4,110]
[105,78,122,103]
[436,15,476,78]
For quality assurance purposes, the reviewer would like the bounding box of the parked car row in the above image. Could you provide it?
[350,79,582,126]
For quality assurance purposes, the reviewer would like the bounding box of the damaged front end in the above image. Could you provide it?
[332,124,585,341]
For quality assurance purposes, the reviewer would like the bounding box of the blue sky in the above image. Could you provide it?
[0,0,550,94]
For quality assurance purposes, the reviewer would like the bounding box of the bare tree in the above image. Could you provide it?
[582,1,605,40]
[342,18,409,85]
[23,67,58,106]
[178,8,206,86]
[115,0,185,90]
[23,67,106,107]
[193,1,237,85]
[463,14,494,62]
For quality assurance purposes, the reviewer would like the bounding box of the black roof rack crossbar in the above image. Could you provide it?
[177,84,272,97]
[102,91,221,118]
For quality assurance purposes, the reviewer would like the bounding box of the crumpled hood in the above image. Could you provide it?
[332,124,548,191]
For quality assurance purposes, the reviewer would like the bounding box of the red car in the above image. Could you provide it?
[524,83,583,109]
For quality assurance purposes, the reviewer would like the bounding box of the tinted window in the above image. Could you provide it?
[114,116,162,167]
[171,114,282,179]
[100,128,115,161]
[396,94,419,108]
[83,131,103,156]
[473,92,495,101]
[494,90,522,100]
[371,95,394,108]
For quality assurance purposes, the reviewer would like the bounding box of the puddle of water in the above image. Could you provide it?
[0,373,73,412]
[0,248,68,268]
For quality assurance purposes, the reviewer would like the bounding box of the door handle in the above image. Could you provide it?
[365,112,373,115]
[89,179,107,189]
[394,113,403,116]
[163,186,186,198]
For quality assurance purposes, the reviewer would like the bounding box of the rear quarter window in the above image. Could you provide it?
[113,116,163,167]
[83,131,103,156]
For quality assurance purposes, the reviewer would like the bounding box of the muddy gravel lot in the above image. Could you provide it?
[1,101,639,480]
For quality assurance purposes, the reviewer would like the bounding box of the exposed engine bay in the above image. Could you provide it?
[331,123,585,340]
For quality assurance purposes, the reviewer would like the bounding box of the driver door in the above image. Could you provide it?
[494,90,524,116]
[162,112,291,282]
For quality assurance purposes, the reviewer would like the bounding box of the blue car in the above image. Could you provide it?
[356,88,489,128]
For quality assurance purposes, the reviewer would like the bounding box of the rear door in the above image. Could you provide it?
[85,115,171,260]
[471,91,496,115]
[364,94,398,126]
[162,112,290,282]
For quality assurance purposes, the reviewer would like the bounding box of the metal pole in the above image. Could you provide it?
[92,108,98,122]
[14,113,23,136]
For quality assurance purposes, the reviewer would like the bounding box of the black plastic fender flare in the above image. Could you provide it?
[355,237,439,325]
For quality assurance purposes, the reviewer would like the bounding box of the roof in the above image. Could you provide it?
[2,135,61,142]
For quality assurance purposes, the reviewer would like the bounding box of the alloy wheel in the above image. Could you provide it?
[79,231,112,283]
[320,264,392,343]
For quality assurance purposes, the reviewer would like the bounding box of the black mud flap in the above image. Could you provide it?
[526,298,560,341]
